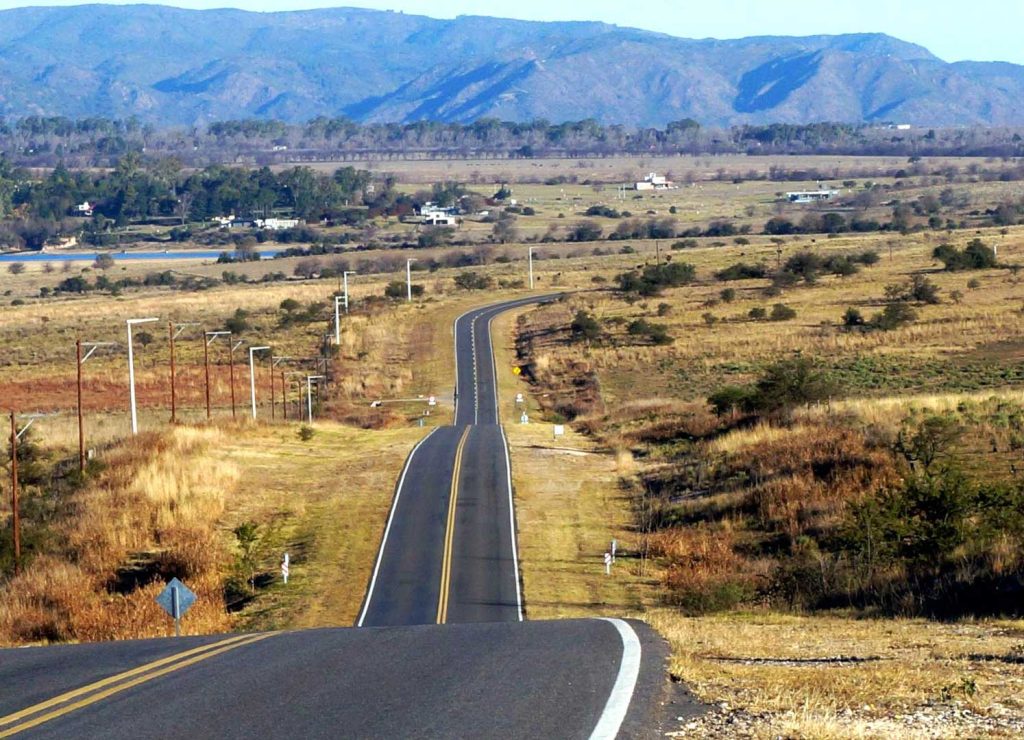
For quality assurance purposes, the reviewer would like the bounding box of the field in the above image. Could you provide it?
[3,153,1024,737]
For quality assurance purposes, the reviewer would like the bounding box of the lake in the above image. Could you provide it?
[0,250,281,263]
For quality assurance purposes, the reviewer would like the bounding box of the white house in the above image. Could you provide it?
[75,202,94,216]
[212,214,236,228]
[255,218,301,230]
[786,190,841,203]
[417,203,458,227]
[635,172,678,191]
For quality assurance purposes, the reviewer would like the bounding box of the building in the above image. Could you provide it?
[212,214,236,228]
[786,190,841,203]
[417,203,459,227]
[74,202,94,216]
[255,218,300,230]
[635,172,678,191]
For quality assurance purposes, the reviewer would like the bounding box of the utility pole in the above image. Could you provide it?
[76,339,113,473]
[169,322,199,424]
[343,271,355,314]
[528,246,536,289]
[229,340,243,420]
[10,411,19,575]
[204,331,230,420]
[281,370,288,421]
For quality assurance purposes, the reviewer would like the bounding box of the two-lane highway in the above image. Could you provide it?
[360,295,556,627]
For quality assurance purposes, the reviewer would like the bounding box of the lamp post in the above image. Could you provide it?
[204,331,231,419]
[126,317,159,435]
[528,246,536,289]
[77,339,114,472]
[249,346,271,420]
[343,271,356,314]
[406,259,416,302]
[306,375,326,423]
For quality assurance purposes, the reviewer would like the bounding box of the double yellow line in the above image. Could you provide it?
[0,631,276,737]
[437,427,471,624]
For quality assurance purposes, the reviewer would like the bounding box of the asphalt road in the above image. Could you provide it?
[359,295,558,627]
[0,619,684,739]
[0,295,701,738]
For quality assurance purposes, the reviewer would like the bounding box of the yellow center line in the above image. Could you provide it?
[0,632,276,738]
[437,427,471,624]
[0,633,254,729]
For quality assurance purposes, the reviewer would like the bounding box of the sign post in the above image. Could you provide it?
[281,552,290,584]
[156,578,197,637]
[604,552,612,575]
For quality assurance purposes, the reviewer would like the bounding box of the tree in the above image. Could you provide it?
[491,217,518,244]
[93,254,115,271]
[751,357,834,414]
[569,220,603,242]
[769,303,797,321]
[570,310,601,342]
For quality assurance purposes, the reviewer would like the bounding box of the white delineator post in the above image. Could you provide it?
[282,552,290,584]
[604,552,612,575]
[126,317,159,435]
[249,345,270,419]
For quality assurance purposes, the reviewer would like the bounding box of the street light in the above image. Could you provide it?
[528,246,537,289]
[77,339,115,472]
[343,271,356,314]
[249,346,271,420]
[126,317,159,435]
[204,331,231,419]
[306,375,326,423]
[169,322,200,424]
[406,258,416,302]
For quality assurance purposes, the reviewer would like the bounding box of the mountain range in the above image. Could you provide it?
[0,4,1022,127]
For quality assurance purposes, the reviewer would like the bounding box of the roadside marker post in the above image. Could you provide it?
[604,552,612,575]
[611,539,617,563]
[520,412,529,425]
[281,553,290,584]
[156,578,196,637]
[515,393,524,405]
[553,424,565,439]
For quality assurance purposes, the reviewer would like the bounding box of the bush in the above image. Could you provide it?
[715,262,767,281]
[933,239,997,271]
[708,385,757,416]
[384,281,424,299]
[453,271,493,290]
[570,310,602,342]
[224,308,251,334]
[297,425,316,442]
[769,303,797,321]
[747,306,767,320]
[672,239,698,250]
[842,307,865,327]
[616,262,696,296]
[871,301,917,330]
[720,287,736,303]
[6,262,25,275]
[280,298,301,312]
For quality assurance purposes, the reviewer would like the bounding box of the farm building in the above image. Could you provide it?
[786,189,841,203]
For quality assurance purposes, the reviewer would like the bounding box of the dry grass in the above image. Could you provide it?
[0,426,238,644]
[652,609,1024,738]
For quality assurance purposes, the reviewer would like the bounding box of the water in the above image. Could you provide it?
[0,250,281,263]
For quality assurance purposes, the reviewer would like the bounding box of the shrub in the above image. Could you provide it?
[224,308,251,334]
[280,298,301,312]
[748,306,767,320]
[769,303,797,321]
[701,312,718,326]
[708,385,757,416]
[6,262,25,275]
[715,262,766,281]
[672,239,698,250]
[720,287,736,303]
[453,271,493,290]
[616,262,696,296]
[570,310,601,342]
[297,425,316,442]
[842,307,865,327]
[933,239,997,271]
[871,301,917,330]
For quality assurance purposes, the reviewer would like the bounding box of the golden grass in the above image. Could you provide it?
[652,609,1024,738]
[0,426,238,644]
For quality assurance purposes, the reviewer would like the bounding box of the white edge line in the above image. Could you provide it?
[498,424,524,621]
[357,426,441,627]
[589,618,643,740]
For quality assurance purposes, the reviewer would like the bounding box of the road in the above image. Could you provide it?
[359,296,556,627]
[0,295,699,738]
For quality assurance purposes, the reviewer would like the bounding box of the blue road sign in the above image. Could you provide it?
[155,578,197,620]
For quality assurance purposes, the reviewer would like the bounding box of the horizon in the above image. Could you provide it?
[0,0,1020,66]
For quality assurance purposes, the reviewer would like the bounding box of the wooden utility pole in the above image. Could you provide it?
[281,371,288,421]
[77,339,85,473]
[203,337,211,419]
[229,344,237,420]
[270,365,276,421]
[169,322,178,424]
[9,412,20,575]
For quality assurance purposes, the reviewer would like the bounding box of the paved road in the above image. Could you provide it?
[0,619,682,739]
[0,295,701,738]
[359,295,557,627]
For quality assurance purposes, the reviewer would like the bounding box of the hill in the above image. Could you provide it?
[0,5,1023,127]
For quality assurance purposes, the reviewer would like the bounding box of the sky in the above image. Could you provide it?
[0,0,1021,65]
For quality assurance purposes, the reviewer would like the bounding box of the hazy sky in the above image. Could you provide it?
[2,0,1021,65]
